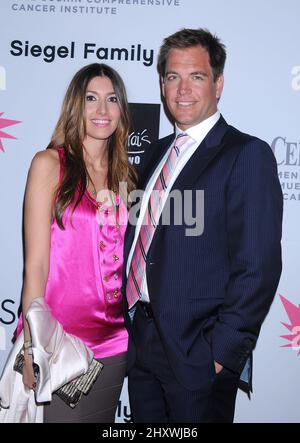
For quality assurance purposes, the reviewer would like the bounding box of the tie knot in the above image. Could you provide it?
[175,133,189,149]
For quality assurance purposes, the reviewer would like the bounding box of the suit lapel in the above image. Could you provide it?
[124,134,174,262]
[141,115,229,193]
[124,116,229,262]
[171,115,229,191]
[148,116,229,249]
[139,134,174,189]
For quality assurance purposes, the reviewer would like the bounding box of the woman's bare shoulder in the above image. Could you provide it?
[28,148,60,180]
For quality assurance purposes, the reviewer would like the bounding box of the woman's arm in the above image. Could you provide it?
[21,149,59,389]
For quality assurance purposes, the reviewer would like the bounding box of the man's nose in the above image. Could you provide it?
[178,79,192,95]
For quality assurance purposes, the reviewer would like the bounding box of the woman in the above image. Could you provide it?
[16,63,136,422]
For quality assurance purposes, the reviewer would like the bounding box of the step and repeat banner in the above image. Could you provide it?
[0,0,299,423]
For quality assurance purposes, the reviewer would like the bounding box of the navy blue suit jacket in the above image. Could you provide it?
[122,116,282,391]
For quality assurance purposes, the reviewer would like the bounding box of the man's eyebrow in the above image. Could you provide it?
[190,71,208,77]
[164,70,208,77]
[164,70,178,76]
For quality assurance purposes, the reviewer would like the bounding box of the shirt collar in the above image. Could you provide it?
[175,110,220,144]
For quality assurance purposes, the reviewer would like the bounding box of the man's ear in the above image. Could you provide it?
[215,74,224,100]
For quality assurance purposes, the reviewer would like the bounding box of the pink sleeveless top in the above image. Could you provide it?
[17,147,128,358]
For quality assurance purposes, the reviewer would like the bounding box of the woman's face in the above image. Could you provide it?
[84,75,121,144]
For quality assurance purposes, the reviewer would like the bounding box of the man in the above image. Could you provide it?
[122,28,282,423]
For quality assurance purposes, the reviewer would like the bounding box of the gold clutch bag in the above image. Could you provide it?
[13,352,103,409]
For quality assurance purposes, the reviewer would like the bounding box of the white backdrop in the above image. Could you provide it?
[0,0,299,423]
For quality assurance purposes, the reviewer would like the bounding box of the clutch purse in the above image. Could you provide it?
[54,359,104,408]
[13,352,103,409]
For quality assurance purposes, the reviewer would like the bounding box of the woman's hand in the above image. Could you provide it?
[22,351,36,390]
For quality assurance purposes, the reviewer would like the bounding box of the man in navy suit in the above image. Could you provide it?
[122,28,283,423]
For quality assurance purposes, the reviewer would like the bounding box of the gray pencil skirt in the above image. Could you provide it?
[43,352,127,423]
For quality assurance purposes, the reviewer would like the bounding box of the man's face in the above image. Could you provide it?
[161,46,224,131]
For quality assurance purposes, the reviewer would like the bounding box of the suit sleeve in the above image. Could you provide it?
[211,138,283,373]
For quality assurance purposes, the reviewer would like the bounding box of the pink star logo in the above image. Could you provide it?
[0,112,21,152]
[280,295,300,355]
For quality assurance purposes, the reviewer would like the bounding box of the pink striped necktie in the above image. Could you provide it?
[126,133,190,309]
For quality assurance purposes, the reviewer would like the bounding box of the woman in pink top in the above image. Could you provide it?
[19,63,137,422]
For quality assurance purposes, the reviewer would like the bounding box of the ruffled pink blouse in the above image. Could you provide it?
[17,147,128,359]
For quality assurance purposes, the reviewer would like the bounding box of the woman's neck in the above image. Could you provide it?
[83,138,109,171]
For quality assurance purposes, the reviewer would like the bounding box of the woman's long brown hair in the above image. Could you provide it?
[47,63,137,229]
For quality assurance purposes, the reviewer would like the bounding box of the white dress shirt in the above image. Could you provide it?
[126,111,221,302]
